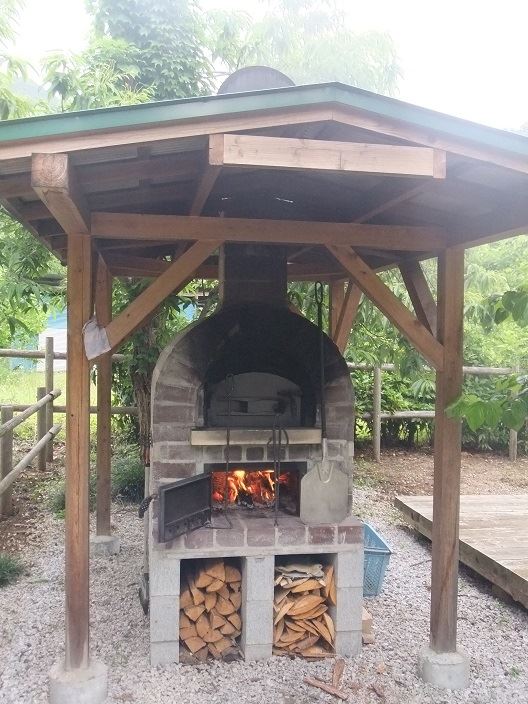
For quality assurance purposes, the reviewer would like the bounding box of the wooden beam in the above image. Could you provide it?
[210,133,446,179]
[85,240,219,358]
[354,183,428,223]
[31,153,90,234]
[95,255,112,538]
[399,260,437,335]
[91,212,446,251]
[65,231,92,670]
[327,245,444,370]
[189,163,221,215]
[333,282,362,353]
[329,279,345,336]
[430,248,464,653]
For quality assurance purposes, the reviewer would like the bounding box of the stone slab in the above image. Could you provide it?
[49,659,107,704]
[419,647,470,690]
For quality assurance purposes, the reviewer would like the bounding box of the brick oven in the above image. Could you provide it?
[147,244,363,665]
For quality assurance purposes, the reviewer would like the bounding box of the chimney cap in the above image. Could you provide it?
[217,66,295,95]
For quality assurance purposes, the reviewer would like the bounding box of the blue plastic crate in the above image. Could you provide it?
[363,523,392,597]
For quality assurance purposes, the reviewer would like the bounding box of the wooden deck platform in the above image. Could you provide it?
[395,494,528,609]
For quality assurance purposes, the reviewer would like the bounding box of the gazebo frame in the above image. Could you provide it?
[1,82,527,700]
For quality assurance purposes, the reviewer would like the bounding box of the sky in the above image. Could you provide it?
[12,0,528,130]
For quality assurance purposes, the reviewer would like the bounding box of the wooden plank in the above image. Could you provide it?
[327,246,444,370]
[189,165,221,215]
[333,281,362,353]
[430,247,464,652]
[91,212,446,251]
[0,406,13,516]
[88,241,219,358]
[210,133,446,178]
[65,231,92,670]
[329,279,345,336]
[45,336,54,463]
[95,255,112,537]
[31,153,90,234]
[399,260,437,335]
[354,183,428,223]
[396,494,528,609]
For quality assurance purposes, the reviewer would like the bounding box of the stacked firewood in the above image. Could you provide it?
[273,562,336,657]
[179,559,242,662]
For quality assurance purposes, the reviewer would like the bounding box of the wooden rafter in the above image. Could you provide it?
[327,245,444,370]
[210,133,446,179]
[399,260,437,335]
[84,240,220,359]
[329,279,345,336]
[333,281,362,353]
[91,212,446,251]
[31,153,90,234]
[354,183,428,224]
[189,166,221,215]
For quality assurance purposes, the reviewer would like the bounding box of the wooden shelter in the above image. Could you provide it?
[1,81,528,697]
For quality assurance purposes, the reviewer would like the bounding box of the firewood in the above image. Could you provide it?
[214,636,233,653]
[296,619,319,637]
[215,595,235,616]
[203,629,223,643]
[184,636,207,654]
[322,565,334,598]
[179,613,192,629]
[225,565,241,583]
[279,628,305,645]
[290,603,327,620]
[274,619,285,643]
[179,588,193,610]
[204,592,217,612]
[195,570,214,589]
[230,580,241,592]
[204,559,225,582]
[288,595,324,616]
[323,612,335,641]
[208,643,222,660]
[194,646,209,663]
[274,587,290,604]
[184,605,205,622]
[220,621,236,635]
[304,676,348,701]
[218,584,230,600]
[285,619,305,633]
[273,599,293,625]
[227,612,241,630]
[187,573,205,606]
[329,578,337,606]
[210,610,227,631]
[294,634,319,652]
[195,614,210,639]
[332,658,346,688]
[179,625,198,641]
[205,578,225,593]
[302,648,334,658]
[312,618,333,647]
[291,578,321,593]
[230,591,242,610]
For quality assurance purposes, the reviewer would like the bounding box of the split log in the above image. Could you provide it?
[304,676,348,701]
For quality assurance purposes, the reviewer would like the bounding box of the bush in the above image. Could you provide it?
[46,473,97,518]
[0,553,23,587]
[111,453,144,503]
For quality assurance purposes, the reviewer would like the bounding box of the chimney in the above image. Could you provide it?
[218,244,288,307]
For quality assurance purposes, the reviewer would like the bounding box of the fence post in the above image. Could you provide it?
[509,362,520,462]
[36,387,47,470]
[45,336,54,463]
[373,366,382,462]
[0,405,14,516]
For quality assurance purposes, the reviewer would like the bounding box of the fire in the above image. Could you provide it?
[212,469,279,507]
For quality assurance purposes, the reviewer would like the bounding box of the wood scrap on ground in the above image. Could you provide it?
[273,562,336,657]
[180,559,242,662]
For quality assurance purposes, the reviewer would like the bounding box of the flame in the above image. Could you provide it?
[212,469,277,506]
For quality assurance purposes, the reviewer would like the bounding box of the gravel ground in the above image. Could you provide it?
[1,484,527,703]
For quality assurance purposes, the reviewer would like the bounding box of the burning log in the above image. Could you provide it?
[180,560,242,662]
[273,562,336,658]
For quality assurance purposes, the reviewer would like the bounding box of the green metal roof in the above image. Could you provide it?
[0,81,527,158]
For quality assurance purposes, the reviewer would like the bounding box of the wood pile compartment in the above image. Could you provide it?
[273,556,336,658]
[179,558,242,662]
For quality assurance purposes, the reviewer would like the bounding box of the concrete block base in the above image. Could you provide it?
[418,647,470,690]
[91,534,120,557]
[49,658,108,704]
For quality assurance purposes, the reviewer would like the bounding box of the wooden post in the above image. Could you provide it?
[372,367,382,462]
[36,387,47,470]
[45,336,54,463]
[95,255,112,537]
[329,279,345,337]
[64,231,92,671]
[430,248,464,653]
[0,405,13,516]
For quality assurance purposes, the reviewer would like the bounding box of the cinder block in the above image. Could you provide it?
[243,643,272,661]
[150,595,179,642]
[335,548,363,588]
[241,600,273,646]
[334,586,363,631]
[150,640,180,666]
[149,555,180,597]
[334,630,362,657]
[242,556,274,602]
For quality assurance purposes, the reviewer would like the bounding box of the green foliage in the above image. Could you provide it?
[0,552,23,586]
[47,473,97,518]
[111,449,144,503]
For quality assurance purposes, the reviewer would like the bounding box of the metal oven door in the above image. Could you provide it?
[158,473,211,542]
